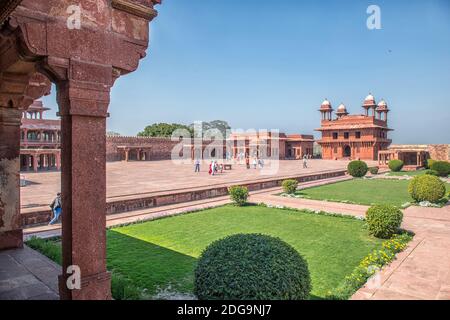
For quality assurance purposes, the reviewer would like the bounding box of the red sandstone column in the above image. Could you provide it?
[56,152,61,171]
[32,155,38,172]
[0,106,23,250]
[56,80,111,300]
[25,155,30,171]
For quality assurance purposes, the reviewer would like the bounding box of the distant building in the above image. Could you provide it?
[20,100,61,172]
[316,94,392,160]
[228,132,314,160]
[378,144,450,170]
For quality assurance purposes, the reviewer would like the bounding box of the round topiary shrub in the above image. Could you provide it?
[194,234,311,300]
[228,186,249,206]
[408,175,446,203]
[430,161,450,177]
[369,167,379,175]
[388,159,404,172]
[366,205,403,239]
[347,160,368,177]
[282,179,299,194]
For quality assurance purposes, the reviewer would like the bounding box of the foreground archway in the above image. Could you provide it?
[0,0,161,300]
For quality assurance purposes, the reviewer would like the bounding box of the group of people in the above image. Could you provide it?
[208,160,224,175]
[245,157,265,169]
[195,159,225,175]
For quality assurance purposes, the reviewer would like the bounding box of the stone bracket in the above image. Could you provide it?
[112,0,158,20]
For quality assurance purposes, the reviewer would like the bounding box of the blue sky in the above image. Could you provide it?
[42,0,450,143]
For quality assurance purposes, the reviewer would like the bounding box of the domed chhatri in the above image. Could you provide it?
[335,103,349,118]
[319,99,334,121]
[376,99,390,121]
[320,99,332,110]
[362,92,378,116]
[364,93,375,101]
[377,99,388,110]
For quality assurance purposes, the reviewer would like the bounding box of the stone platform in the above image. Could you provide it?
[21,159,366,227]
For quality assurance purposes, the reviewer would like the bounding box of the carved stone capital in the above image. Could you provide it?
[111,0,158,20]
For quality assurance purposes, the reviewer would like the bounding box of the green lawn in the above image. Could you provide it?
[27,205,382,299]
[295,178,413,206]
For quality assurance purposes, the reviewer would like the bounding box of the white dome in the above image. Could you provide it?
[337,103,346,111]
[321,99,331,106]
[378,100,387,107]
[365,93,375,101]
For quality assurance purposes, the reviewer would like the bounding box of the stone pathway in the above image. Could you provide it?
[353,205,450,300]
[0,246,59,300]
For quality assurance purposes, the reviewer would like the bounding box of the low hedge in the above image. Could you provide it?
[369,167,379,175]
[228,186,249,206]
[388,159,404,172]
[408,175,446,203]
[426,159,435,169]
[430,161,450,177]
[366,205,403,239]
[347,160,368,177]
[425,169,439,176]
[194,234,311,300]
[282,179,299,194]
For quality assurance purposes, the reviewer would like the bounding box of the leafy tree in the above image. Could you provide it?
[107,131,121,136]
[190,120,231,138]
[137,123,193,138]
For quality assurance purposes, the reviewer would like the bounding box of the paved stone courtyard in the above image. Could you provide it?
[20,159,360,209]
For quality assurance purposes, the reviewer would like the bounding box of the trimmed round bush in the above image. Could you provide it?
[282,179,299,194]
[228,186,249,206]
[388,159,404,172]
[430,161,450,177]
[347,160,368,177]
[408,175,446,203]
[366,205,403,239]
[194,234,311,300]
[369,167,379,175]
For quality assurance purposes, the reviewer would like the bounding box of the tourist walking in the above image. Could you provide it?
[303,154,308,168]
[245,157,250,169]
[253,158,257,169]
[49,192,62,225]
[211,161,216,176]
[194,158,200,172]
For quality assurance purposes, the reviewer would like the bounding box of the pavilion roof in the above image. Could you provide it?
[315,124,393,131]
[21,119,60,130]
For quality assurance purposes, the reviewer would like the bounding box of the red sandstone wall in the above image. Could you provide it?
[106,136,180,161]
[428,144,450,161]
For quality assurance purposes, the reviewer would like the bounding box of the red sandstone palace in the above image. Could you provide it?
[316,94,392,161]
[20,100,61,172]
